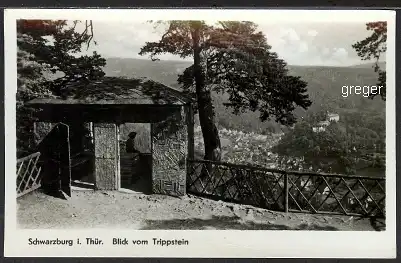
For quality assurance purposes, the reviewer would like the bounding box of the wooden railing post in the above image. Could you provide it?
[284,173,289,213]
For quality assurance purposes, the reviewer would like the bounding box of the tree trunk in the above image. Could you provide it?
[191,24,221,163]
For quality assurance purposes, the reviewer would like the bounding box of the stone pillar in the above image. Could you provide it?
[151,107,188,196]
[93,123,119,190]
[186,104,194,164]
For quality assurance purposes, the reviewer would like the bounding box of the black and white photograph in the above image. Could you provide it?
[4,9,396,258]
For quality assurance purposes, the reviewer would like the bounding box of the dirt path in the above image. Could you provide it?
[17,189,384,231]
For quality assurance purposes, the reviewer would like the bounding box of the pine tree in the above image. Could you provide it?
[17,20,106,154]
[140,21,311,162]
[352,21,387,101]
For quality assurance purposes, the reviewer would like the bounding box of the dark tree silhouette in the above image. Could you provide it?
[352,21,387,101]
[17,20,106,154]
[140,20,311,162]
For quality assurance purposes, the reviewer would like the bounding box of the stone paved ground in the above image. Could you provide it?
[17,189,385,231]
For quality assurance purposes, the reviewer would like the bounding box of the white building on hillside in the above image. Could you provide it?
[328,113,340,122]
[312,120,330,133]
[318,120,330,127]
[313,126,325,133]
[312,113,339,133]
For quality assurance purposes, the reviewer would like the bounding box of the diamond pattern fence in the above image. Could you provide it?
[187,159,385,218]
[17,152,42,198]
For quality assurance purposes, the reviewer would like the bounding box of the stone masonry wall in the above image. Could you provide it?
[34,122,56,146]
[151,106,188,196]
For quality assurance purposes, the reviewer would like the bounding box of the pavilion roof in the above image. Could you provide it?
[27,76,192,106]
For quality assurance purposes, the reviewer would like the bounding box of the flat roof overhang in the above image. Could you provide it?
[27,98,188,123]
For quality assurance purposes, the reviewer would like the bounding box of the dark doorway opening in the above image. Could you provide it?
[119,123,152,194]
[69,122,96,189]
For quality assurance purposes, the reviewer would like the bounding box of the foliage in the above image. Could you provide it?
[272,110,385,174]
[172,21,312,125]
[17,20,105,92]
[103,57,385,134]
[139,21,311,161]
[352,21,387,100]
[17,20,106,154]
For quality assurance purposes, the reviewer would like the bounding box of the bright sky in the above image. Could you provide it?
[76,20,379,67]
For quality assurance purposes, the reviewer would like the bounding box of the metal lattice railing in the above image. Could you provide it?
[187,159,385,218]
[17,152,42,198]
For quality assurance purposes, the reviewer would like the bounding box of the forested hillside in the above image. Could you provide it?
[103,57,385,133]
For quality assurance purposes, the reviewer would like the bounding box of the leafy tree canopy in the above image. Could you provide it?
[352,21,387,100]
[17,20,106,154]
[140,20,312,127]
[272,110,385,174]
[17,20,106,99]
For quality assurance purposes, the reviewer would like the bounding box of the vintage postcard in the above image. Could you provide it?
[4,9,396,258]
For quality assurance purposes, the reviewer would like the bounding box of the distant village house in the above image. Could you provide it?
[312,113,339,133]
[327,113,340,122]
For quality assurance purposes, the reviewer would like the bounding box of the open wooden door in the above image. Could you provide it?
[93,123,119,190]
[38,122,71,198]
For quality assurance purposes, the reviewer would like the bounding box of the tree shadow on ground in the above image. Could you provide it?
[141,215,339,230]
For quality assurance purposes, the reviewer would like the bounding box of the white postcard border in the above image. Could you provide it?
[4,9,397,258]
